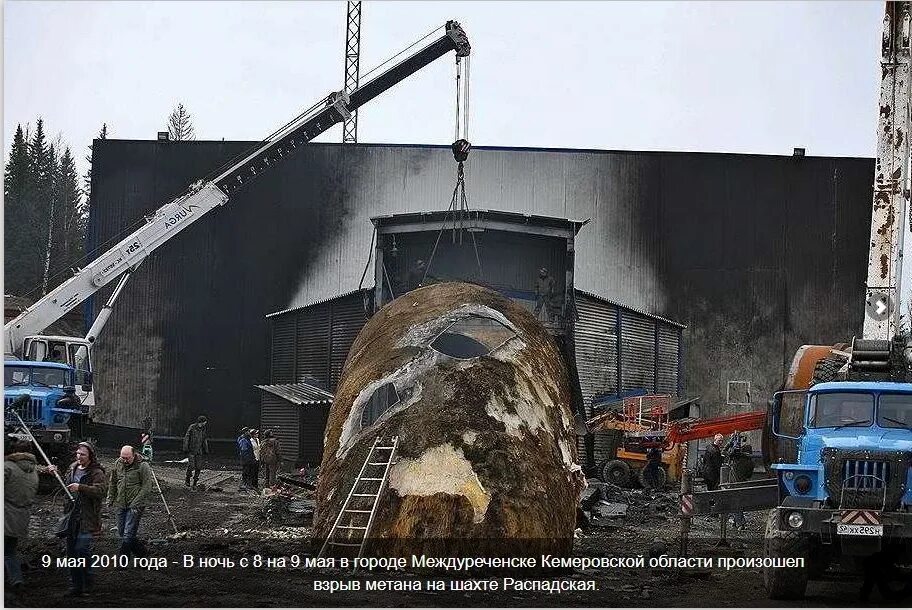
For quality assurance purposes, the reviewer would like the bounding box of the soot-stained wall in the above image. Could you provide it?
[88,140,872,436]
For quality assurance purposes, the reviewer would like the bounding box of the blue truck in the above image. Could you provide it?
[766,381,912,599]
[4,359,91,460]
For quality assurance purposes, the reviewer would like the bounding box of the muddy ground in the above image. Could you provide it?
[5,449,908,608]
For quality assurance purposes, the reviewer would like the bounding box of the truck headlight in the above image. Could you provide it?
[53,433,63,442]
[787,511,804,529]
[794,475,812,494]
[784,471,795,480]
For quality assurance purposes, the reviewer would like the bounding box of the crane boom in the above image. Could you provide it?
[862,3,912,342]
[5,21,470,355]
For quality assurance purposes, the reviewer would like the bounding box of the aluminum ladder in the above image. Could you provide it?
[319,436,399,567]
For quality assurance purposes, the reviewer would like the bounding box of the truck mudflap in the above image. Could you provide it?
[772,506,912,541]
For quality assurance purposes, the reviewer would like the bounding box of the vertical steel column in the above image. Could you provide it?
[342,1,362,143]
[863,2,912,339]
[374,236,385,313]
[679,469,692,556]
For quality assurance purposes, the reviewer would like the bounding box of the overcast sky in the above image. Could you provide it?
[4,1,884,181]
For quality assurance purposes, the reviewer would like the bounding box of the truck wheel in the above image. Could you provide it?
[599,459,631,487]
[811,355,845,385]
[763,509,809,600]
[638,465,667,490]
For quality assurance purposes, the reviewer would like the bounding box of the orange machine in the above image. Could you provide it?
[588,394,767,488]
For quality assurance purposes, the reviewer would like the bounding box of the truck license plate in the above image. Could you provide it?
[836,523,883,536]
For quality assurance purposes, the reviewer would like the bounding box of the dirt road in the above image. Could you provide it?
[5,451,907,607]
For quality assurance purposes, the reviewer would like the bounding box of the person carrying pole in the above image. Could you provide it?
[5,396,73,502]
[47,442,107,597]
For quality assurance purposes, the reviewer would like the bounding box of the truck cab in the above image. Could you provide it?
[4,359,91,449]
[20,335,95,411]
[766,382,912,599]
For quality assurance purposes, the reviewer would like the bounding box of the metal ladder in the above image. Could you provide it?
[319,436,399,566]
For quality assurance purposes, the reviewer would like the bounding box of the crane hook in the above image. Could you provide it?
[452,139,471,163]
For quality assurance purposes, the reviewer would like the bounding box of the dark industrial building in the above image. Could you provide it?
[261,205,685,465]
[87,139,872,440]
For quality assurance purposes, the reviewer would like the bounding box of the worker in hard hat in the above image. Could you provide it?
[534,267,555,321]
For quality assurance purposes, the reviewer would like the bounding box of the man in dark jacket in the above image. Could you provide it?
[725,434,754,529]
[236,428,255,491]
[107,446,153,558]
[5,441,39,588]
[702,433,724,491]
[48,441,107,596]
[182,415,209,490]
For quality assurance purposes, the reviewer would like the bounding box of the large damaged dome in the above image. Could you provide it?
[314,282,585,555]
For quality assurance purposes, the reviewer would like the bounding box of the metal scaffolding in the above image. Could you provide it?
[342,1,362,143]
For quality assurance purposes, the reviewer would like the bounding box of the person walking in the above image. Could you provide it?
[48,442,107,597]
[4,440,39,589]
[236,428,255,491]
[250,429,261,491]
[182,415,210,490]
[260,430,282,488]
[107,445,153,559]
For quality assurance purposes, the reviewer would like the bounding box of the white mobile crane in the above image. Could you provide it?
[4,21,470,414]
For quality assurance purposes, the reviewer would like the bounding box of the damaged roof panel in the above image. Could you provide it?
[256,383,333,406]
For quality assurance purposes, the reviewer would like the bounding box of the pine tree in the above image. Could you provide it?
[41,141,62,294]
[21,118,54,296]
[83,123,107,202]
[6,119,88,298]
[3,124,32,294]
[167,103,195,141]
[53,147,85,279]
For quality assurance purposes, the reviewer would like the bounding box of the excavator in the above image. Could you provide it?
[4,20,470,440]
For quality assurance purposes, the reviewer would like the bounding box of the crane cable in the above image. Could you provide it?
[422,55,482,286]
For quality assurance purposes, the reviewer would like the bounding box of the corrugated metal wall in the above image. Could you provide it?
[268,291,369,390]
[574,293,682,416]
[260,394,300,461]
[89,140,873,435]
[574,292,683,467]
[270,317,295,384]
[575,297,619,409]
[258,394,330,466]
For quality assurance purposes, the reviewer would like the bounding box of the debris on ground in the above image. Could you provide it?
[579,479,679,528]
[278,471,317,490]
[10,448,870,607]
[594,501,628,518]
[259,481,316,526]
